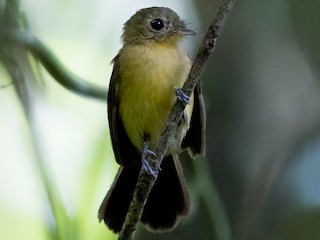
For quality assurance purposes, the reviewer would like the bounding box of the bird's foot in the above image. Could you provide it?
[142,143,161,176]
[175,87,190,104]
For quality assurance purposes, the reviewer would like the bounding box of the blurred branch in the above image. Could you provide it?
[118,0,236,239]
[0,30,108,101]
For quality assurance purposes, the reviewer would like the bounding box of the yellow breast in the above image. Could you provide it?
[118,43,193,152]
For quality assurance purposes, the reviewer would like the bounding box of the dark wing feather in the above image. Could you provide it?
[108,55,139,166]
[182,81,206,157]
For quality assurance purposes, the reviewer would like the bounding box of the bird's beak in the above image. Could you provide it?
[178,27,196,36]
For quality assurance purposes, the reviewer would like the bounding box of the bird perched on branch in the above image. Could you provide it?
[98,6,206,233]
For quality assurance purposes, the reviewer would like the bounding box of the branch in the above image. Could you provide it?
[118,0,237,239]
[0,31,108,101]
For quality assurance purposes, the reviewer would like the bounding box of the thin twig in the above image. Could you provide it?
[118,0,236,239]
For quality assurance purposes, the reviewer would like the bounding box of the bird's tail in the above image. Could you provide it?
[98,153,190,233]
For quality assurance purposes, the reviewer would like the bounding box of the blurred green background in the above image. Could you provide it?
[1,0,320,239]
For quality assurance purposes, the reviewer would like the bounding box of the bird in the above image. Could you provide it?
[98,6,206,233]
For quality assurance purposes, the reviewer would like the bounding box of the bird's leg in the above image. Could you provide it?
[142,142,160,176]
[175,87,190,104]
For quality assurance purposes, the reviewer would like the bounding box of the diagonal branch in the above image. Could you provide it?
[118,0,237,239]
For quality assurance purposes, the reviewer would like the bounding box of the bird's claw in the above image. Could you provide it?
[175,87,190,104]
[142,143,161,176]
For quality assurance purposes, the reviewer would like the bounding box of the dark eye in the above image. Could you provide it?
[150,19,164,31]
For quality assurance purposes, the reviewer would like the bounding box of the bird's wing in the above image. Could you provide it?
[108,55,140,166]
[182,81,206,158]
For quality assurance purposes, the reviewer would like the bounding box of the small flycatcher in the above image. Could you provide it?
[98,6,206,233]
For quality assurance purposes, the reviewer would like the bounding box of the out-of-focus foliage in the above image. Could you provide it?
[0,0,39,116]
[1,0,112,240]
[192,0,320,240]
[288,0,320,81]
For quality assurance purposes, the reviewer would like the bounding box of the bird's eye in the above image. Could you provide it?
[150,19,164,31]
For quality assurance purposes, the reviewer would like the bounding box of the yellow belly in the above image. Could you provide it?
[118,44,193,152]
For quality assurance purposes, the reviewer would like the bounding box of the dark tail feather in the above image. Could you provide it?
[98,154,190,233]
[141,154,190,231]
[98,164,141,233]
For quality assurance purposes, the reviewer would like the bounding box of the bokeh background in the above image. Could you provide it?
[1,0,320,239]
